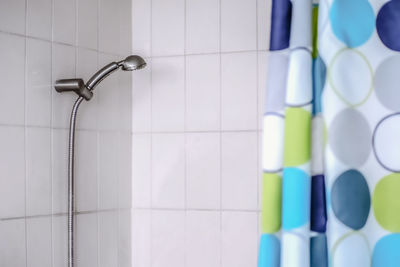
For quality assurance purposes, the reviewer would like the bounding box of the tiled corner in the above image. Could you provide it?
[132,0,151,57]
[132,209,151,267]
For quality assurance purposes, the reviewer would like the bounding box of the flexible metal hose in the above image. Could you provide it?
[68,96,84,267]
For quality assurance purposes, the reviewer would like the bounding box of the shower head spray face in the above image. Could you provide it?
[118,55,147,71]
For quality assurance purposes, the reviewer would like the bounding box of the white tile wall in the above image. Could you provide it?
[0,0,133,266]
[131,0,271,266]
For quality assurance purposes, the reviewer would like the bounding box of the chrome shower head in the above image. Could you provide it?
[118,55,147,71]
[85,55,147,90]
[55,55,146,101]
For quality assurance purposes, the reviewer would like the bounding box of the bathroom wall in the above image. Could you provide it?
[0,0,133,266]
[130,0,271,266]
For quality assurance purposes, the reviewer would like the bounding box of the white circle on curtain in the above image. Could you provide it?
[374,56,400,111]
[373,113,400,172]
[329,108,371,167]
[332,232,371,267]
[263,114,285,172]
[329,48,373,107]
[281,233,308,267]
[286,49,313,106]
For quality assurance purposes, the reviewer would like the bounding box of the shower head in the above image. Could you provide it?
[55,55,146,101]
[85,55,147,90]
[118,55,147,71]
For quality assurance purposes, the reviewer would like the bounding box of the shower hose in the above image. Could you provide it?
[67,96,84,267]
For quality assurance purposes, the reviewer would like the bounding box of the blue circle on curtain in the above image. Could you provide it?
[377,0,400,51]
[329,0,375,47]
[372,234,400,267]
[282,168,310,230]
[312,56,327,115]
[258,234,280,267]
[331,169,370,230]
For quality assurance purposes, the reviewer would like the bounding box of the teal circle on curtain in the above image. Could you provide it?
[329,0,375,47]
[372,234,400,267]
[282,167,310,230]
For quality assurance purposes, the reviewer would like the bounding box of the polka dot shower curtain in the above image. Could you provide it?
[258,0,400,266]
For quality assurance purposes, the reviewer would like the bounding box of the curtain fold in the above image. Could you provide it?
[259,0,400,266]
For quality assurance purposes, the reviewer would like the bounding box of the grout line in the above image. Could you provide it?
[50,0,55,265]
[132,129,262,134]
[218,0,223,266]
[183,0,188,266]
[149,0,154,266]
[24,0,28,265]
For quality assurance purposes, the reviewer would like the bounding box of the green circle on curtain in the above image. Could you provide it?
[284,107,311,167]
[261,173,282,233]
[373,173,400,232]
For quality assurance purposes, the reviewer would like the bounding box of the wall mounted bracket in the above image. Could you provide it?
[55,78,93,101]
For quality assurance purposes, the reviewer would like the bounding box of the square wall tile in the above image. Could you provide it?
[186,211,221,267]
[26,38,52,127]
[221,52,257,131]
[26,127,51,216]
[152,210,185,267]
[0,33,25,125]
[75,130,98,212]
[221,132,258,210]
[152,133,185,209]
[0,126,25,218]
[76,213,98,267]
[77,0,98,49]
[53,0,76,45]
[152,0,185,56]
[186,0,220,54]
[52,129,69,214]
[119,0,133,55]
[52,43,76,129]
[118,210,132,267]
[27,0,52,40]
[186,133,220,209]
[221,211,258,267]
[132,134,151,208]
[52,215,67,267]
[117,132,132,209]
[151,57,185,132]
[99,0,120,54]
[221,0,257,52]
[132,59,151,133]
[0,0,25,34]
[258,51,268,130]
[76,48,98,130]
[27,217,52,267]
[132,209,151,267]
[99,211,119,267]
[258,0,271,51]
[99,132,118,210]
[132,0,151,57]
[0,219,26,266]
[185,54,220,131]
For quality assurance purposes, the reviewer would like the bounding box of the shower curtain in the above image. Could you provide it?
[258,0,400,266]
